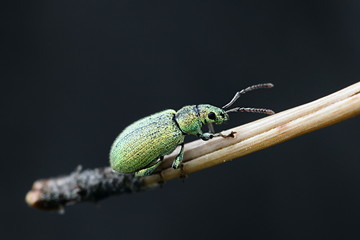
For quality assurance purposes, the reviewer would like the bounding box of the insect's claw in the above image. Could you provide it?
[221,131,236,138]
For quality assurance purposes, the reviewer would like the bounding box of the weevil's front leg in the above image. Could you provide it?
[207,122,215,133]
[135,157,164,177]
[172,143,185,169]
[199,131,236,141]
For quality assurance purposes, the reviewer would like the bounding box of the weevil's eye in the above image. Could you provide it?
[208,112,216,120]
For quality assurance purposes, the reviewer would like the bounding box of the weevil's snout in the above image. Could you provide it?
[208,109,228,125]
[198,104,229,125]
[216,110,229,124]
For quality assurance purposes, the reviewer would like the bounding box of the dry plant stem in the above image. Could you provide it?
[26,82,360,210]
[143,82,360,187]
[26,167,141,211]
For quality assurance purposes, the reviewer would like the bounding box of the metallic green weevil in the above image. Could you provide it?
[110,83,275,177]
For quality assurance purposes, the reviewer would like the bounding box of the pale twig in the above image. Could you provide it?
[26,82,360,211]
[143,81,360,187]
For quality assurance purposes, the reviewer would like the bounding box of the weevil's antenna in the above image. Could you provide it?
[225,107,275,115]
[222,83,274,109]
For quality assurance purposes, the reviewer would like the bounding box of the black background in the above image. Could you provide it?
[2,1,360,239]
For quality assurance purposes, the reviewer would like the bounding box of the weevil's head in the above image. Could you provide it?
[176,84,274,136]
[175,105,229,135]
[198,104,229,125]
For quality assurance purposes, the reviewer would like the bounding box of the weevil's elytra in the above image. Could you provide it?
[110,83,275,177]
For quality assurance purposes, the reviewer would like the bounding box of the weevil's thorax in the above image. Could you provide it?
[174,105,202,135]
[175,104,229,135]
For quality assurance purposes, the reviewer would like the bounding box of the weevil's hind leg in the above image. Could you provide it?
[135,157,164,177]
[172,143,185,169]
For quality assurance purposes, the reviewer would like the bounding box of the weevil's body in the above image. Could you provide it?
[110,109,185,173]
[110,105,228,176]
[110,83,274,177]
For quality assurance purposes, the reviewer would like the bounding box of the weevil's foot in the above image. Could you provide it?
[221,131,236,138]
[179,164,188,181]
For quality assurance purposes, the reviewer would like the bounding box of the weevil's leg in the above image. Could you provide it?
[199,132,221,140]
[135,157,164,177]
[172,143,185,169]
[171,143,188,179]
[135,161,162,177]
[200,131,236,141]
[179,163,188,180]
[207,122,215,134]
